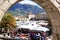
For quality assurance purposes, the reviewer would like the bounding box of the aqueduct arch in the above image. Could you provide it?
[0,0,60,40]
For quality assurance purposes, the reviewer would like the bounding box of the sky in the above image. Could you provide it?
[8,0,45,15]
[19,0,42,8]
[23,0,30,1]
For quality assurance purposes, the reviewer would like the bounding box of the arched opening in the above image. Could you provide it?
[6,0,52,39]
[0,0,60,40]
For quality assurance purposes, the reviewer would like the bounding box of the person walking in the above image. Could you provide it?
[41,32,46,40]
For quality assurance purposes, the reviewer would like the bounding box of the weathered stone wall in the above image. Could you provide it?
[0,0,21,21]
[33,0,60,40]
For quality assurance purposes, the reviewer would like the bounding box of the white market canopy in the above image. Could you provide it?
[37,22,48,25]
[30,26,49,32]
[17,23,40,29]
[16,21,49,32]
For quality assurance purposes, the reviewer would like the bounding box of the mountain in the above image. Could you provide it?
[8,3,45,16]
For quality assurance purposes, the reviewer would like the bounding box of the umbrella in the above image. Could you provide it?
[37,27,49,32]
[37,22,48,25]
[17,23,40,29]
[30,26,49,32]
[17,24,30,29]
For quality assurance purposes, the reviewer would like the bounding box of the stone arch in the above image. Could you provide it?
[33,0,60,40]
[0,0,60,40]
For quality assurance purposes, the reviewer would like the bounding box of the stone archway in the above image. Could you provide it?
[0,0,60,40]
[34,0,60,40]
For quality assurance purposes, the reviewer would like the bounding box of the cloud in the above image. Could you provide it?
[19,1,42,8]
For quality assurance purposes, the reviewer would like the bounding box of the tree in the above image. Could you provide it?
[0,13,16,31]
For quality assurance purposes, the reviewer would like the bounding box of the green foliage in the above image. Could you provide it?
[0,13,16,29]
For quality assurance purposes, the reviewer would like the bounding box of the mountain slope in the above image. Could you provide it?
[8,3,45,16]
